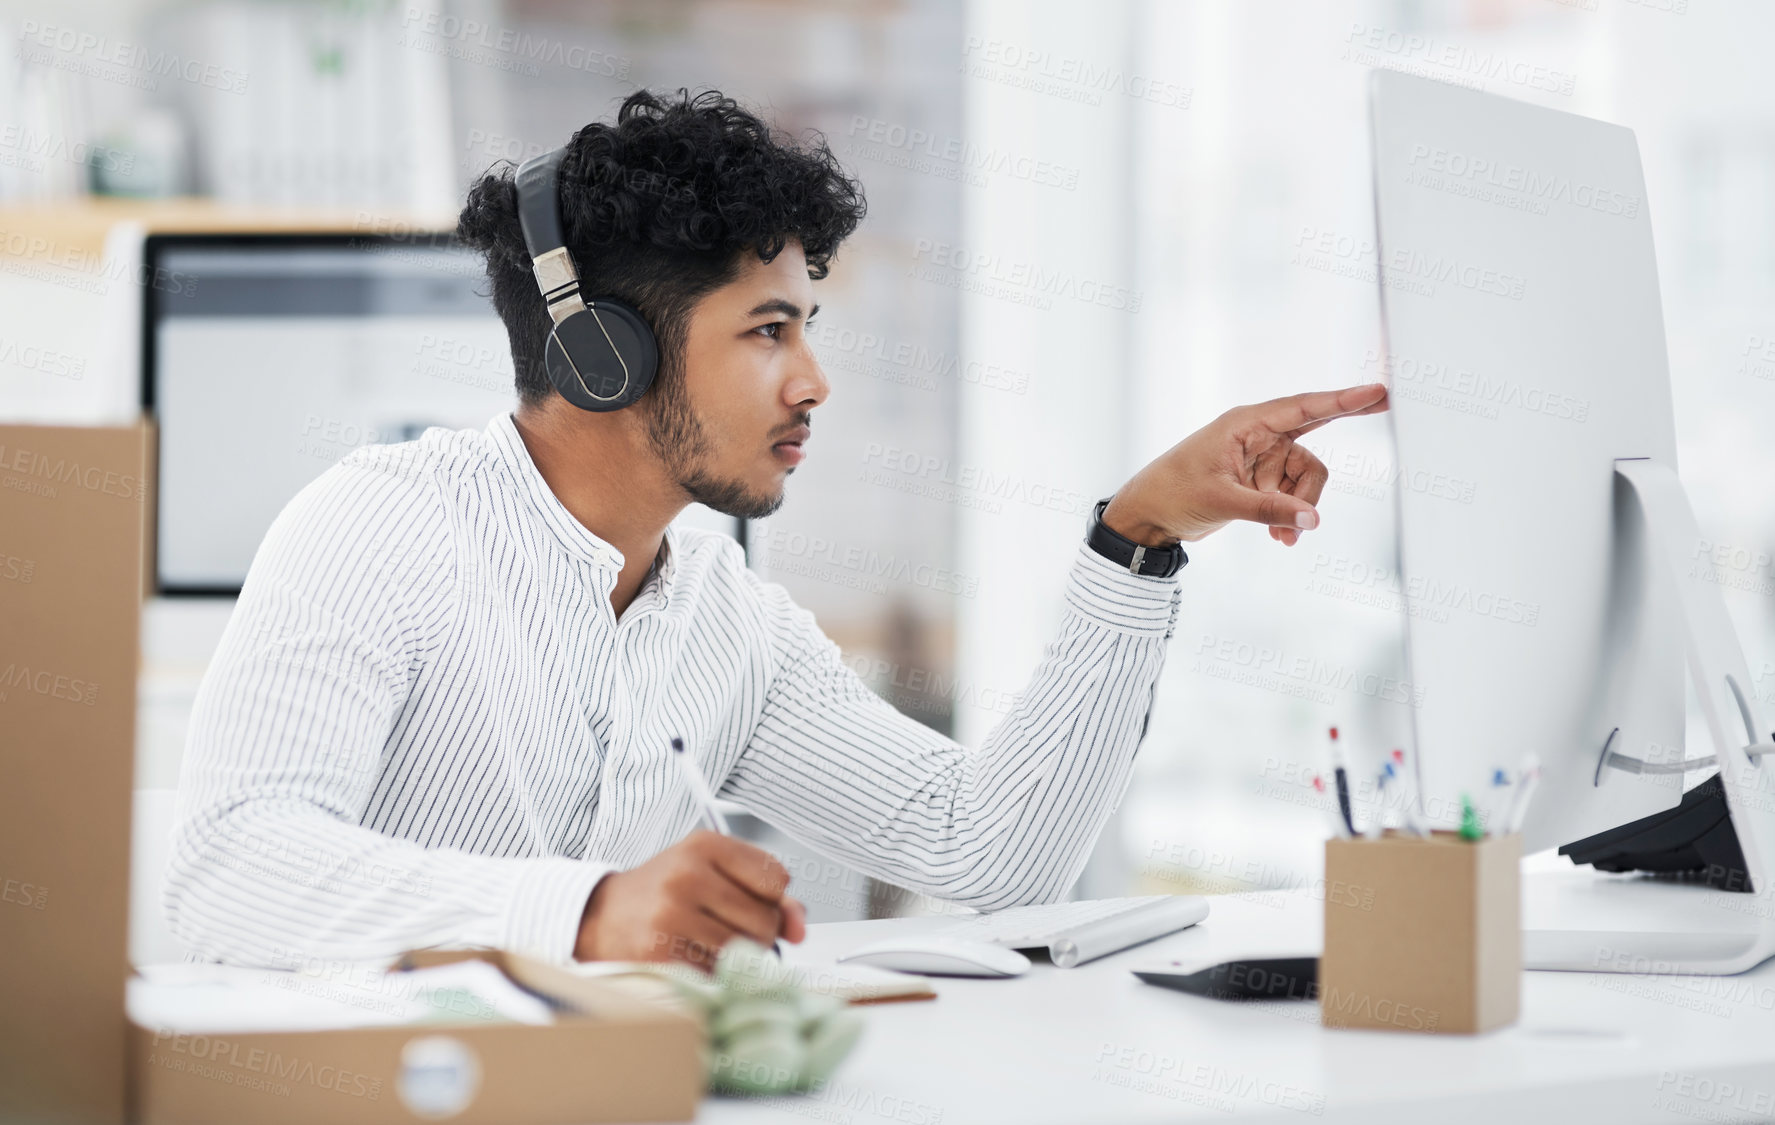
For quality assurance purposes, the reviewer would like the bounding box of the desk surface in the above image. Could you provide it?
[695,871,1775,1125]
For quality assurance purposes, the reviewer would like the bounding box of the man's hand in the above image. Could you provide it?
[1101,382,1389,549]
[573,830,807,969]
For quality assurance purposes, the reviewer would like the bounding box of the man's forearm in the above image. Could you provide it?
[164,798,611,967]
[723,540,1181,910]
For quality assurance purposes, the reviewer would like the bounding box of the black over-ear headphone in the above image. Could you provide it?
[514,147,660,411]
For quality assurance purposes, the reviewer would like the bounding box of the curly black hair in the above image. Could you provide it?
[457,88,866,406]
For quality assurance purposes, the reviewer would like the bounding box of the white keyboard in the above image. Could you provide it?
[930,895,1177,948]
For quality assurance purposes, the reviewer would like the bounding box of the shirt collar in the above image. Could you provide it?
[486,412,676,597]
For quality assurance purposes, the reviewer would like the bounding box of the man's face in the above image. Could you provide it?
[645,240,828,519]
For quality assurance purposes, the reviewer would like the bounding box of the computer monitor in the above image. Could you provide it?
[1369,71,1775,974]
[1368,72,1684,849]
[143,233,743,594]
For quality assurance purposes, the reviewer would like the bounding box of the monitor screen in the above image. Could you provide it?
[145,235,744,593]
[147,235,514,592]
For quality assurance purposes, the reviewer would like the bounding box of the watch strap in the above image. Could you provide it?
[1085,497,1188,577]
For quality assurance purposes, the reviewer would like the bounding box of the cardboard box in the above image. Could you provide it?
[127,961,707,1125]
[1321,831,1521,1034]
[0,421,707,1124]
[0,422,149,1125]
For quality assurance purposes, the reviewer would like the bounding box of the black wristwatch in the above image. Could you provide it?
[1085,497,1188,577]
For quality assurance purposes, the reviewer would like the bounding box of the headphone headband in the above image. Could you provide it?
[514,149,568,256]
[511,145,660,412]
[514,149,585,327]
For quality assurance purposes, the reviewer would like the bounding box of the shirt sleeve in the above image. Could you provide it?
[162,456,612,968]
[721,539,1183,910]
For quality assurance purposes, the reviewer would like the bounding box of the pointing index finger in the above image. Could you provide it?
[1256,383,1389,437]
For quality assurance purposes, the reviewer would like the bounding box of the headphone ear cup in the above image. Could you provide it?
[545,300,659,412]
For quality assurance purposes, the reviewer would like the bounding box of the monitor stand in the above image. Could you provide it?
[1559,773,1748,886]
[1525,460,1775,975]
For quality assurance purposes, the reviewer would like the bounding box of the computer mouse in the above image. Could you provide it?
[837,936,1032,978]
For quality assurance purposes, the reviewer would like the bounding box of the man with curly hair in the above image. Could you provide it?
[167,89,1386,970]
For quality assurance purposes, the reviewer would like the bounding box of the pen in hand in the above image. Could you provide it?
[671,737,783,956]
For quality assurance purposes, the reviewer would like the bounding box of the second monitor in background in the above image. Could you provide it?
[143,233,743,595]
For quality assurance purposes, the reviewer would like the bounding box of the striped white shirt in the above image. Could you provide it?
[166,412,1183,968]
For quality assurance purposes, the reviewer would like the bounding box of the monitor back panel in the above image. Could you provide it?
[1370,70,1683,850]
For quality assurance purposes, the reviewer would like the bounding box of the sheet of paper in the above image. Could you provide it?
[561,956,936,1003]
[129,959,553,1034]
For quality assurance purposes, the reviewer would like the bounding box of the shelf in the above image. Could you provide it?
[0,197,458,261]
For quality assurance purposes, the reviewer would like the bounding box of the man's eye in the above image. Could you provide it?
[756,322,784,339]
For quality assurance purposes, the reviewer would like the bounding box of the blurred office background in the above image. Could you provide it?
[3,0,1772,944]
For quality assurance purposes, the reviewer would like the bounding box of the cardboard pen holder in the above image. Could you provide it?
[1321,831,1521,1034]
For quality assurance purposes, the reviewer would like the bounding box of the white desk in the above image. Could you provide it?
[697,870,1775,1125]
